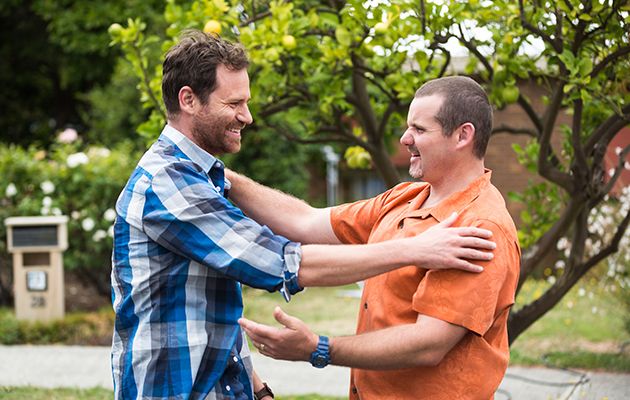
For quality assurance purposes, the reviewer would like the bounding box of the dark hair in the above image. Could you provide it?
[162,30,249,117]
[415,76,493,158]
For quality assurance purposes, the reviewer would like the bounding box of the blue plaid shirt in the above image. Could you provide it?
[111,125,303,399]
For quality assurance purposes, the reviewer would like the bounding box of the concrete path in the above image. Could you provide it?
[0,345,628,399]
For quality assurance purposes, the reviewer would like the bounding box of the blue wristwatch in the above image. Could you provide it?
[309,335,330,368]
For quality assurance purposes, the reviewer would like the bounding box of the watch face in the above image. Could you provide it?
[313,355,328,368]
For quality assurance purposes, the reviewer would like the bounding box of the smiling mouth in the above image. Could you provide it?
[226,127,242,136]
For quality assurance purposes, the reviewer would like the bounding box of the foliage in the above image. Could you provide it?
[0,0,164,147]
[111,0,630,344]
[0,307,114,346]
[0,134,139,297]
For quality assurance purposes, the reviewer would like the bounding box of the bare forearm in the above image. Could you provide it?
[226,169,336,243]
[298,239,413,286]
[329,324,447,369]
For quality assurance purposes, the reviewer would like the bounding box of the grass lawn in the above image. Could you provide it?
[509,278,630,371]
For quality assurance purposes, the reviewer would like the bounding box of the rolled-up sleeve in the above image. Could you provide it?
[142,161,303,299]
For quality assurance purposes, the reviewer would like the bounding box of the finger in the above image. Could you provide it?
[462,249,494,261]
[458,236,496,250]
[238,318,276,342]
[436,212,458,228]
[455,227,493,239]
[452,260,484,273]
[273,306,301,329]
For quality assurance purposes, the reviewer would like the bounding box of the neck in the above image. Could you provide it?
[167,117,194,142]
[423,159,485,208]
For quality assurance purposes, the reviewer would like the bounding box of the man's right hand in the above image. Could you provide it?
[409,212,495,273]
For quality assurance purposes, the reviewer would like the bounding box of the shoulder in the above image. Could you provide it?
[462,183,518,243]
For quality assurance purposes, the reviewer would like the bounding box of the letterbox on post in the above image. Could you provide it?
[4,216,68,321]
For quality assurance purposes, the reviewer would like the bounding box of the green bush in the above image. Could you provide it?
[0,137,139,296]
[0,307,114,345]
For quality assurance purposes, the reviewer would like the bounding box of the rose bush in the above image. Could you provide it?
[0,135,139,298]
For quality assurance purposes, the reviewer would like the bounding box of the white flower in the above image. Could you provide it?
[67,152,89,168]
[40,180,55,194]
[41,207,50,216]
[104,208,117,222]
[92,229,107,242]
[88,147,111,158]
[42,196,53,207]
[591,306,598,314]
[81,217,95,231]
[615,146,623,156]
[547,276,556,285]
[625,161,630,170]
[71,211,81,220]
[566,300,574,309]
[578,287,586,297]
[51,207,62,216]
[5,183,17,197]
[107,225,114,238]
[58,128,78,143]
[556,237,569,250]
[608,168,615,177]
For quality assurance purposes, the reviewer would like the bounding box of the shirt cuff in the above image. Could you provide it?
[280,241,304,302]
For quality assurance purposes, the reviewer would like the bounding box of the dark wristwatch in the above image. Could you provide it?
[254,382,274,399]
[309,335,330,368]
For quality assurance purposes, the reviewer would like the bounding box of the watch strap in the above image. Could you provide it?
[254,382,274,399]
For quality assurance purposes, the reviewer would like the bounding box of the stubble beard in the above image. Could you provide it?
[192,114,241,155]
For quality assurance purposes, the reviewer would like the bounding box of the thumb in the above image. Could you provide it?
[273,306,300,329]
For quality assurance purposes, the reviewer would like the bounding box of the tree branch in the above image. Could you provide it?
[585,103,630,154]
[576,204,630,276]
[518,198,582,292]
[491,125,538,137]
[517,93,544,134]
[518,0,563,53]
[538,78,573,191]
[455,24,493,77]
[349,53,380,143]
[570,98,588,179]
[592,144,630,206]
[591,46,630,77]
[258,97,302,118]
[268,122,356,145]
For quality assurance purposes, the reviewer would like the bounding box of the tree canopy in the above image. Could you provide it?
[113,0,630,344]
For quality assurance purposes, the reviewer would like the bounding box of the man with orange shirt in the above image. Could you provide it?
[232,76,520,399]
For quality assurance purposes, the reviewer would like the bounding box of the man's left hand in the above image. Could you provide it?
[239,306,318,361]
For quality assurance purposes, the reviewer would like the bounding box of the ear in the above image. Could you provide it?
[178,86,197,115]
[455,122,475,150]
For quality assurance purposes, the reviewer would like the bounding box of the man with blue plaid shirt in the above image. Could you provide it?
[111,30,496,400]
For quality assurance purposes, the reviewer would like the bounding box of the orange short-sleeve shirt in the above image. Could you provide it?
[331,170,520,400]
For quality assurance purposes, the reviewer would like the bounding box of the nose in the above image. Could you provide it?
[400,129,413,146]
[237,104,253,126]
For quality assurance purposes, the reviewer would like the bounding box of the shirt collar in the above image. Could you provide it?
[160,124,224,174]
[409,169,493,222]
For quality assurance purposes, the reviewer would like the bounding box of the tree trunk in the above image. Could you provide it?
[369,142,401,188]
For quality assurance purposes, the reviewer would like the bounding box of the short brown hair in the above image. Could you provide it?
[415,76,493,158]
[162,30,249,117]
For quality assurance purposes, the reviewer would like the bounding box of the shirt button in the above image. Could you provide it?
[233,356,238,362]
[226,385,231,391]
[363,302,368,310]
[352,387,358,394]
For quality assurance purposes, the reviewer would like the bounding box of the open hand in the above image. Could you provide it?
[410,212,496,272]
[239,307,319,362]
